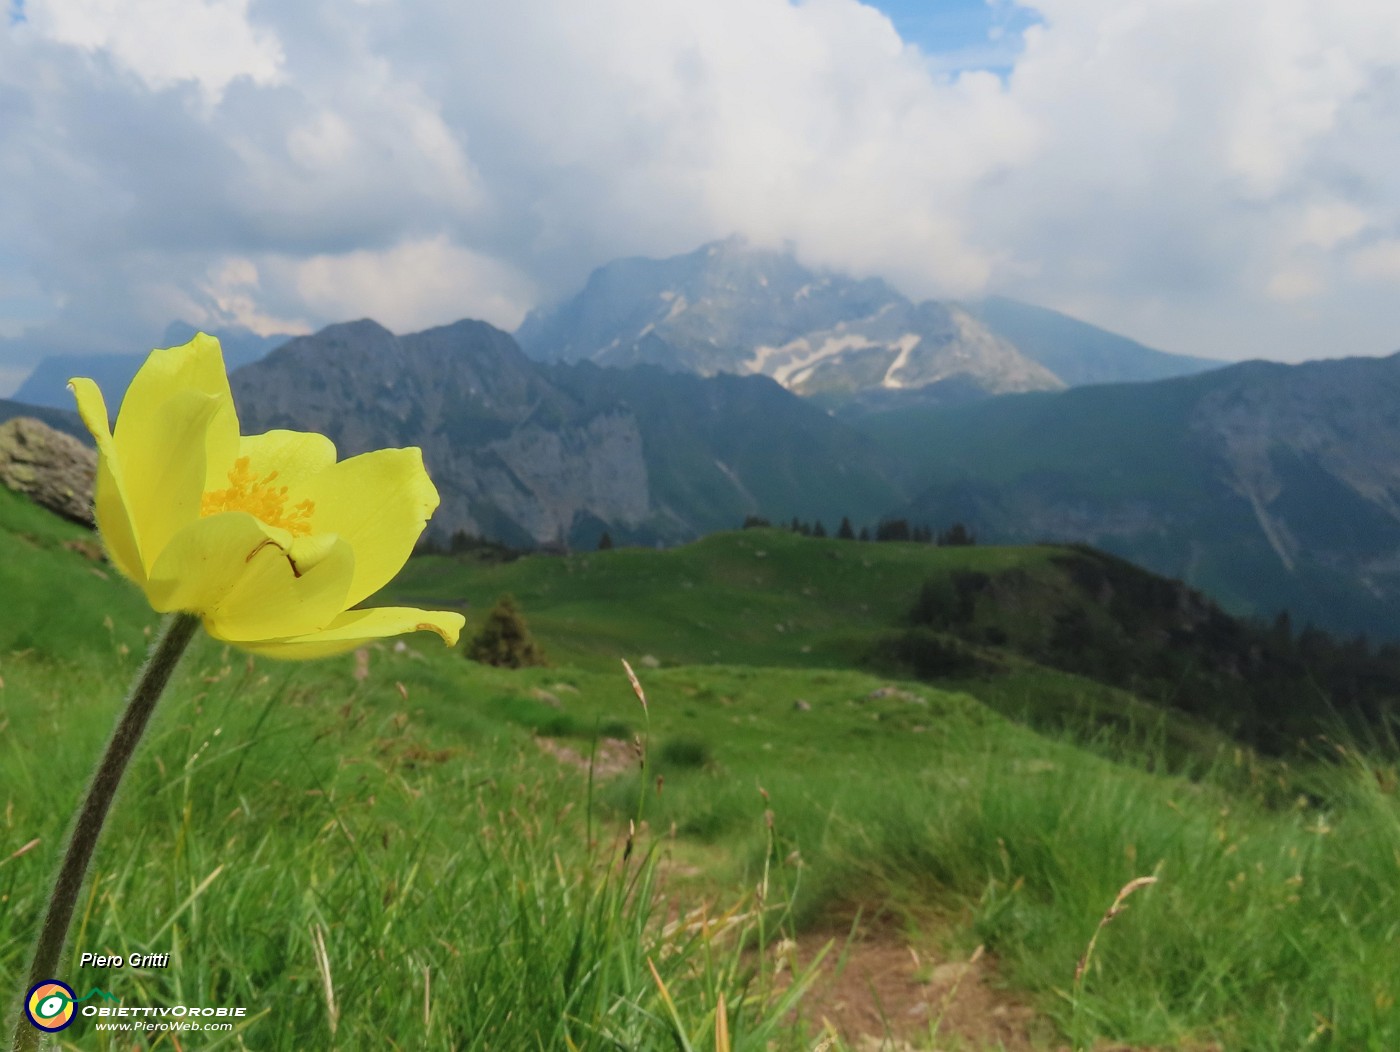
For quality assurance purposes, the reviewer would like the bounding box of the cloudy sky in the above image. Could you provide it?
[2,0,1399,396]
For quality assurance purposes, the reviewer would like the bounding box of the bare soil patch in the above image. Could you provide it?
[534,735,638,779]
[783,926,1048,1051]
[781,924,1214,1051]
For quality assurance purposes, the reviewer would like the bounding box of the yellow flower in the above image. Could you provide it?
[68,333,465,658]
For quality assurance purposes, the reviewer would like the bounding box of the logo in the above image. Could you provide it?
[25,981,77,1033]
[24,982,120,1032]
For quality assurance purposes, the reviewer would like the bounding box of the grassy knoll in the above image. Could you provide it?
[393,530,1056,672]
[2,506,1398,1049]
[0,487,152,658]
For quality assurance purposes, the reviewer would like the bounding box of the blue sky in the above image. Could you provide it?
[1,0,1398,396]
[867,0,1040,72]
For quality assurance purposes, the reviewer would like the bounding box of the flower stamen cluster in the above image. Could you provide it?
[200,457,316,537]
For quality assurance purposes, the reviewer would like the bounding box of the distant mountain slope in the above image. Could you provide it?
[14,322,293,409]
[517,238,1062,402]
[546,361,902,537]
[231,318,904,548]
[0,399,89,444]
[967,296,1225,385]
[859,352,1400,638]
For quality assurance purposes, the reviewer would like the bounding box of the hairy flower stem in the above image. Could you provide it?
[11,612,201,1052]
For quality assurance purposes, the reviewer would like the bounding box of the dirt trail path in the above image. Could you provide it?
[784,927,1049,1051]
[784,926,1210,1052]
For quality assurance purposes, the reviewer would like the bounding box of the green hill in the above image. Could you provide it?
[394,527,1051,670]
[0,485,152,658]
[391,528,1400,757]
[3,494,1399,1049]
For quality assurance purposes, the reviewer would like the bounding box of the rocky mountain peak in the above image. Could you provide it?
[519,239,1069,404]
[516,240,1223,407]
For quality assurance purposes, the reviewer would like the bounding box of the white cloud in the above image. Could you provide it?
[2,0,1400,382]
[198,258,312,336]
[0,363,29,395]
[970,0,1400,358]
[1266,268,1324,303]
[1294,202,1369,252]
[1351,240,1400,284]
[24,0,283,101]
[287,236,536,334]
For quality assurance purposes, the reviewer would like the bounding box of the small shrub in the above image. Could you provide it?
[658,736,713,770]
[598,719,634,740]
[467,593,547,668]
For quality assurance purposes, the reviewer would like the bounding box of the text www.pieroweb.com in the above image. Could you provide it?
[93,1020,235,1033]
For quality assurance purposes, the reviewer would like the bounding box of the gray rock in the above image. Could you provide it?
[0,417,96,524]
[530,687,562,709]
[792,699,812,711]
[865,686,926,704]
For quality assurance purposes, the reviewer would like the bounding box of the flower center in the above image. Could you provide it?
[201,457,316,537]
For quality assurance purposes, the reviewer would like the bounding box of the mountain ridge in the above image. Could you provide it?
[13,322,295,410]
[230,316,904,549]
[517,238,1220,402]
[967,295,1223,386]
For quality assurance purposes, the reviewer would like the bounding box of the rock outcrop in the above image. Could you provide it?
[0,416,96,524]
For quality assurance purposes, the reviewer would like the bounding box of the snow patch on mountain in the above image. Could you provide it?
[882,334,923,388]
[663,294,688,323]
[781,334,878,388]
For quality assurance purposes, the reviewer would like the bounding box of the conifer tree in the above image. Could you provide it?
[467,594,547,668]
[837,517,855,540]
[876,518,910,542]
[937,522,975,546]
[598,531,614,550]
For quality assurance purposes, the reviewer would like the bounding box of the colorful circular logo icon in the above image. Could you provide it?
[25,980,77,1032]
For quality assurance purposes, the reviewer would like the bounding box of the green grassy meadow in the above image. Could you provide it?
[3,486,1399,1049]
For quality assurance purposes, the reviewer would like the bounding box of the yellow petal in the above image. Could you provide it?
[68,377,144,585]
[113,335,240,571]
[115,333,240,488]
[239,606,466,660]
[145,511,286,614]
[237,429,338,490]
[297,447,439,607]
[204,530,356,643]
